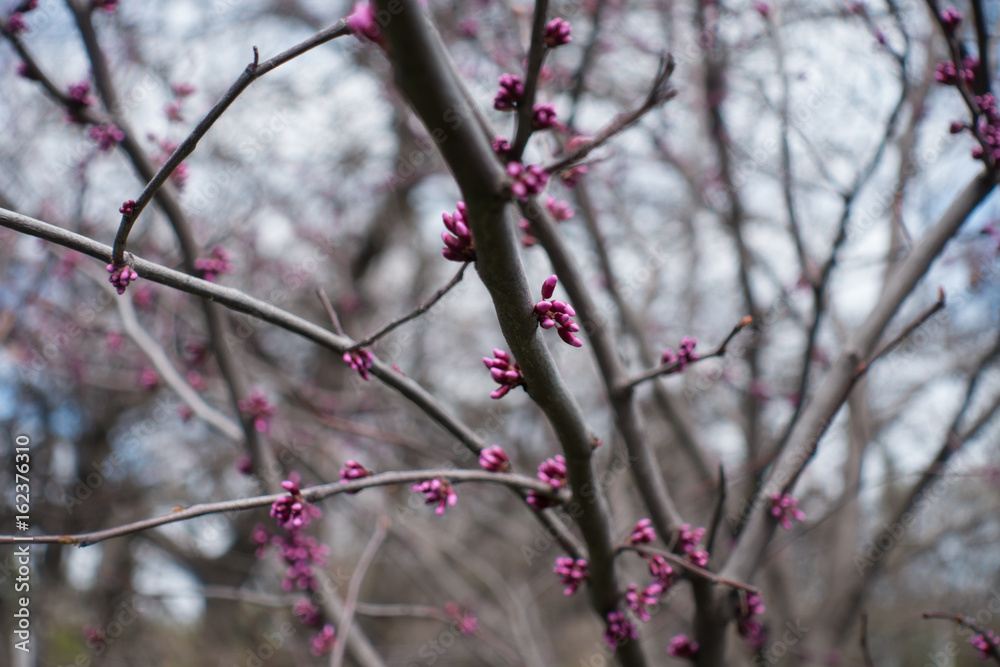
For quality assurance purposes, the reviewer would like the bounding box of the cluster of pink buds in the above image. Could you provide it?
[546,196,574,221]
[277,531,329,591]
[940,6,962,33]
[662,336,698,370]
[5,12,28,35]
[625,582,664,622]
[532,103,560,130]
[271,472,321,530]
[770,493,805,530]
[553,556,589,595]
[92,0,119,13]
[346,1,384,46]
[970,94,1000,163]
[667,634,699,659]
[194,245,234,282]
[67,81,94,105]
[339,461,372,494]
[106,263,138,295]
[935,54,979,88]
[340,460,373,483]
[441,201,475,262]
[493,73,524,110]
[88,123,124,151]
[537,454,567,488]
[526,454,567,509]
[492,136,511,156]
[413,478,457,515]
[628,518,657,545]
[736,592,767,649]
[310,624,336,656]
[238,388,277,433]
[686,550,709,568]
[483,349,524,399]
[647,554,675,587]
[535,275,582,347]
[443,602,479,635]
[478,445,510,472]
[972,631,1000,660]
[676,524,705,553]
[119,200,135,216]
[343,348,374,381]
[544,18,572,47]
[604,610,639,650]
[507,161,549,200]
[66,81,95,123]
[294,599,323,627]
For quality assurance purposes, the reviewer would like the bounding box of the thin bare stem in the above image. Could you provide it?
[331,516,390,667]
[508,0,550,161]
[623,545,759,594]
[621,316,752,391]
[0,469,567,547]
[923,612,1000,664]
[317,287,348,336]
[350,261,470,350]
[546,55,677,175]
[860,612,875,667]
[110,20,350,265]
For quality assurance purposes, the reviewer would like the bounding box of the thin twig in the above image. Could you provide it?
[622,545,759,594]
[860,612,876,667]
[546,55,676,175]
[317,287,347,336]
[0,469,568,547]
[705,465,727,555]
[852,289,946,381]
[508,0,550,162]
[331,516,390,667]
[923,612,1000,664]
[349,261,469,350]
[621,315,752,391]
[110,20,350,265]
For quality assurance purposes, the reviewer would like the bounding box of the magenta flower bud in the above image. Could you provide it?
[494,73,524,110]
[441,201,475,262]
[949,120,964,134]
[493,136,511,155]
[769,493,805,530]
[6,12,28,35]
[603,610,639,650]
[413,477,457,515]
[484,349,524,399]
[558,329,583,347]
[479,445,510,472]
[545,196,574,221]
[553,556,589,595]
[940,6,962,32]
[343,349,374,380]
[534,300,553,315]
[676,524,705,553]
[238,388,277,433]
[544,18,572,47]
[542,275,558,299]
[628,518,657,545]
[532,103,559,130]
[346,1,384,45]
[667,634,699,658]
